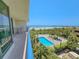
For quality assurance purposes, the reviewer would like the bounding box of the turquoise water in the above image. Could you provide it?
[38,37,54,46]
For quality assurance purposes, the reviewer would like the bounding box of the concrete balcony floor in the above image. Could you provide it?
[3,32,27,59]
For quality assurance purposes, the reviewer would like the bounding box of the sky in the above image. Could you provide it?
[29,0,79,26]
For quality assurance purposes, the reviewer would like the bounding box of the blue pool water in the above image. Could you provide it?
[38,37,54,46]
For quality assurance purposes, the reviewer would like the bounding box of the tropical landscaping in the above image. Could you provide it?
[30,27,79,59]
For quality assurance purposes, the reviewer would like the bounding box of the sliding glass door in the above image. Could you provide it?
[0,1,13,58]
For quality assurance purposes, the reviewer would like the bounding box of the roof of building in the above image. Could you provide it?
[69,52,79,57]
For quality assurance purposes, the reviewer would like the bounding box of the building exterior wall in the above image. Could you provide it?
[3,0,29,34]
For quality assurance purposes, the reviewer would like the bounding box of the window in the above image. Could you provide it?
[0,1,13,58]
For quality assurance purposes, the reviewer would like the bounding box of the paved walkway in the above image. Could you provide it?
[3,32,27,59]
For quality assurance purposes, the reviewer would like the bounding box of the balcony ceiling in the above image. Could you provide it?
[3,0,28,24]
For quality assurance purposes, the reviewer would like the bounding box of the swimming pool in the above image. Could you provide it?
[38,37,54,46]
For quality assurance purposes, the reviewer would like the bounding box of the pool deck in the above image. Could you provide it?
[37,34,67,46]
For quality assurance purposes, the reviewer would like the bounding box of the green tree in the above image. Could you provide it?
[67,33,79,50]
